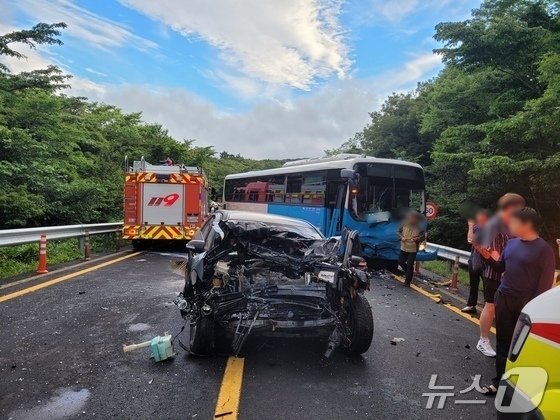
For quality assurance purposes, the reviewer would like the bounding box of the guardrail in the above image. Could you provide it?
[0,223,122,274]
[0,223,122,247]
[426,242,470,266]
[422,242,472,291]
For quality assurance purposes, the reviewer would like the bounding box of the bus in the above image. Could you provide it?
[223,154,436,263]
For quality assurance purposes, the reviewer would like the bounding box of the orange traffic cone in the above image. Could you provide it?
[37,234,48,274]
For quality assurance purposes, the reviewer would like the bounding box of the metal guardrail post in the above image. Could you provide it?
[115,230,121,252]
[84,231,91,261]
[37,234,48,274]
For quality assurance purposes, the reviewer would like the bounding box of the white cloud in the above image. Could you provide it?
[85,67,108,77]
[119,0,350,90]
[83,53,441,159]
[375,0,419,23]
[375,52,441,89]
[95,80,376,159]
[1,18,441,159]
[9,0,157,51]
[363,0,475,24]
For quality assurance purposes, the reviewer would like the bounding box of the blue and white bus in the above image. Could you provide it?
[223,154,435,263]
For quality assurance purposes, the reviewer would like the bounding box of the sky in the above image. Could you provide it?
[1,0,482,159]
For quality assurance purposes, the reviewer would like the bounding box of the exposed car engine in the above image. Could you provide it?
[175,212,373,357]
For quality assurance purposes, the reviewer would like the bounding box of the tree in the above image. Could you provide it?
[341,0,560,248]
[0,23,70,92]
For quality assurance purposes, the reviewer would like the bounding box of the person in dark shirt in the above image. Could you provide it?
[462,209,491,314]
[474,207,556,395]
[475,193,525,358]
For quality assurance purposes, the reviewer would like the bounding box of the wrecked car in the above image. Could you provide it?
[175,210,373,357]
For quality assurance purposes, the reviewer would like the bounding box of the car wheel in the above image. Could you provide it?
[189,315,215,355]
[348,294,374,354]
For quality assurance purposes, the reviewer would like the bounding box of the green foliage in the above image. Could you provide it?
[0,235,123,279]
[346,0,560,248]
[0,23,70,91]
[421,260,470,286]
[0,23,284,229]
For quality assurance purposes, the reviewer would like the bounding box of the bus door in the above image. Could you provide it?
[325,180,346,237]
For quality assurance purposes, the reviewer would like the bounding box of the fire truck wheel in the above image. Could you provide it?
[132,240,149,250]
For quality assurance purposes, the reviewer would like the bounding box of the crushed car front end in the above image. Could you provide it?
[175,211,373,357]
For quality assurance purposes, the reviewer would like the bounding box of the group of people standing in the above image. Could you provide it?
[397,193,556,396]
[461,193,556,395]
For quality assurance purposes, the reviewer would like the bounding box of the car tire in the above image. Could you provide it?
[189,315,215,355]
[348,294,374,354]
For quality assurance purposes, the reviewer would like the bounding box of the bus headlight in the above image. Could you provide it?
[509,312,531,362]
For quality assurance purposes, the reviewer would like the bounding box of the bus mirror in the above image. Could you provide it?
[340,169,355,180]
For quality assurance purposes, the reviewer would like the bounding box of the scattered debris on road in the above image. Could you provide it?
[123,332,175,362]
[390,337,405,345]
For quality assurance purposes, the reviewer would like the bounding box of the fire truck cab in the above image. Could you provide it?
[122,157,209,247]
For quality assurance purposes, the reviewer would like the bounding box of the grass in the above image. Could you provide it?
[0,234,123,279]
[421,259,470,286]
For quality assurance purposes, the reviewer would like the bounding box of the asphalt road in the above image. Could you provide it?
[0,251,497,419]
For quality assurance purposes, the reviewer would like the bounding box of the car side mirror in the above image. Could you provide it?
[186,239,205,253]
[349,255,367,270]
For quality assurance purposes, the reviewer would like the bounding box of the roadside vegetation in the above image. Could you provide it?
[1,0,559,256]
[0,234,120,279]
[331,0,560,250]
[421,260,470,287]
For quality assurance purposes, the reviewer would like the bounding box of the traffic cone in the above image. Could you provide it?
[37,234,48,274]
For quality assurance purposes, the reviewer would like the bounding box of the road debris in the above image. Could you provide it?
[123,332,175,362]
[390,337,405,345]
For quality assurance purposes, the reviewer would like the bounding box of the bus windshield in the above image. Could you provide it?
[352,163,425,221]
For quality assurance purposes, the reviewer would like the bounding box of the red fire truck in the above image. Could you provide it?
[122,157,209,247]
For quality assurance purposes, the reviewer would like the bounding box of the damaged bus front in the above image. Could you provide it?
[175,211,373,357]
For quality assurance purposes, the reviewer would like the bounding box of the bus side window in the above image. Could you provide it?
[286,175,302,204]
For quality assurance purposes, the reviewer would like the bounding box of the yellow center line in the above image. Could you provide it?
[391,273,496,335]
[214,356,245,419]
[0,251,143,303]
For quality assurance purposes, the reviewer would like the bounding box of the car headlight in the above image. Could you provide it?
[509,312,531,362]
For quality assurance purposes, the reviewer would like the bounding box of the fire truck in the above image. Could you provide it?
[122,157,209,247]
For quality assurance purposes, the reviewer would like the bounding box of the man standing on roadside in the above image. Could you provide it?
[475,207,555,395]
[398,211,426,287]
[475,193,525,357]
[462,209,491,314]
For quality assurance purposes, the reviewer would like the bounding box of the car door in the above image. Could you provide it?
[186,214,217,287]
